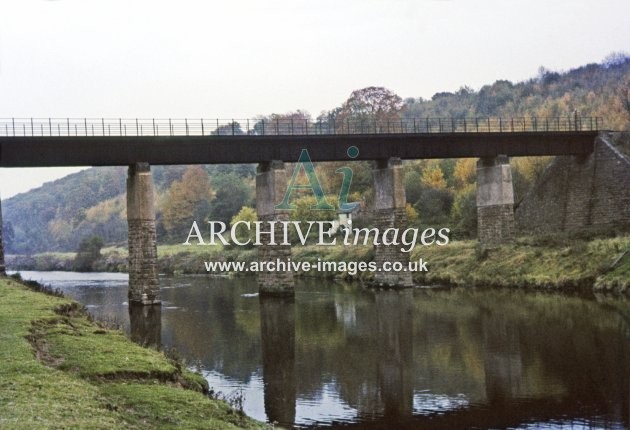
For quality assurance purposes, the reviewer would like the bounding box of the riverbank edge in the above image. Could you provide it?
[7,234,630,294]
[409,236,630,294]
[0,276,269,430]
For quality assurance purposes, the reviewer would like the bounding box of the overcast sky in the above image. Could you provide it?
[1,0,629,198]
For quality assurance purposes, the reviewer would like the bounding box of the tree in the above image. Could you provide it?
[602,51,629,69]
[337,86,403,132]
[512,157,552,185]
[620,85,630,118]
[405,203,419,224]
[74,235,104,271]
[161,166,212,238]
[404,166,423,206]
[453,159,477,189]
[212,121,245,136]
[414,187,453,224]
[341,86,403,118]
[251,111,311,135]
[2,221,14,253]
[230,206,257,246]
[421,164,447,190]
[451,184,477,237]
[210,173,253,224]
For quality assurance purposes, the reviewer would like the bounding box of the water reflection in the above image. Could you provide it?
[374,290,413,421]
[260,296,296,427]
[129,304,161,348]
[482,309,523,404]
[16,271,630,429]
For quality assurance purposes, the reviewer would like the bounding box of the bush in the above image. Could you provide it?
[73,235,104,271]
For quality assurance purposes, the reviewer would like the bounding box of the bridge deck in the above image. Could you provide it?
[0,131,599,167]
[0,117,601,167]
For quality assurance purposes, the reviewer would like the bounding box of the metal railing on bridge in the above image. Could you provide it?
[0,116,603,137]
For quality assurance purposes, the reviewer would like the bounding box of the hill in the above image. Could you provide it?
[3,165,256,253]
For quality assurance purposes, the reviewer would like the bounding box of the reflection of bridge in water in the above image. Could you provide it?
[0,116,604,303]
[126,282,628,429]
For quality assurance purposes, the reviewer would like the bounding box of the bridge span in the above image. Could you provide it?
[0,117,605,304]
[0,116,600,167]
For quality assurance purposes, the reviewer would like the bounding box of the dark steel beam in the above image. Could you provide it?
[0,131,598,167]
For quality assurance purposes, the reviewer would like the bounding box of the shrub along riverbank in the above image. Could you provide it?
[0,276,267,429]
[7,234,630,293]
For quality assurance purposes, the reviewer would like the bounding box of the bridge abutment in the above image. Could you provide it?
[476,155,515,244]
[373,158,413,287]
[256,161,294,296]
[515,133,630,233]
[127,162,160,305]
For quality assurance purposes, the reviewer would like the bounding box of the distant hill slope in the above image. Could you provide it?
[401,53,630,130]
[3,164,255,253]
[3,55,630,254]
[4,167,127,253]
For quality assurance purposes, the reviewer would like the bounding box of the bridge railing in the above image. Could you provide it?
[0,116,603,137]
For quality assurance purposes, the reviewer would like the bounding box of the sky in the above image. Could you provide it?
[0,0,629,198]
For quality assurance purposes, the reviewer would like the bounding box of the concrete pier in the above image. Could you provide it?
[477,156,515,244]
[373,158,413,287]
[127,162,160,305]
[256,161,294,296]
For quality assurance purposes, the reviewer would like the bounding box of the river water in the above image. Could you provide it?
[16,271,630,429]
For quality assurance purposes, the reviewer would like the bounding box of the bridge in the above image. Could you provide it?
[0,116,600,166]
[0,116,605,305]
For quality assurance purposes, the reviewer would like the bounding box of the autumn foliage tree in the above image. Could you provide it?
[336,86,404,132]
[161,166,212,238]
[251,110,312,135]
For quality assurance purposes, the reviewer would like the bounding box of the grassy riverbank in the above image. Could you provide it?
[411,235,630,292]
[0,277,267,429]
[7,234,630,293]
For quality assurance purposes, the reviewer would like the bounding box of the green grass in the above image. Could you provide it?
[412,235,630,291]
[36,251,75,260]
[101,246,128,256]
[36,314,178,379]
[99,383,258,430]
[158,243,224,256]
[103,244,223,257]
[0,278,267,429]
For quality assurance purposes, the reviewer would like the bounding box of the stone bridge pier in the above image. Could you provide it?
[476,155,515,244]
[373,158,413,287]
[256,161,294,296]
[127,162,160,305]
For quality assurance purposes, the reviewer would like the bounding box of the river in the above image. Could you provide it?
[16,271,630,429]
